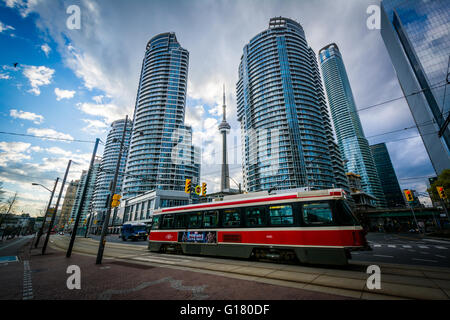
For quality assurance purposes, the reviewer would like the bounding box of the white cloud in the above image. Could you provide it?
[81,118,109,135]
[92,95,104,104]
[10,109,44,124]
[0,72,10,79]
[54,88,75,101]
[77,102,126,124]
[0,20,15,32]
[41,43,51,57]
[23,65,54,95]
[0,141,31,166]
[2,0,40,18]
[26,128,74,142]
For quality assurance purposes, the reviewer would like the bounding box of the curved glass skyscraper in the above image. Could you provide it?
[92,117,132,219]
[122,33,200,199]
[319,43,386,208]
[237,17,348,193]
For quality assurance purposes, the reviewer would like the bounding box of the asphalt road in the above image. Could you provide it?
[350,233,450,268]
[83,232,450,268]
[0,235,34,258]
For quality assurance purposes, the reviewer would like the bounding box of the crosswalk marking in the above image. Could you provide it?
[435,246,448,250]
[418,245,429,249]
[388,245,396,248]
[373,244,381,247]
[402,245,412,248]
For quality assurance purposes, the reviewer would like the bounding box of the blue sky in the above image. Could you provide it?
[0,0,437,216]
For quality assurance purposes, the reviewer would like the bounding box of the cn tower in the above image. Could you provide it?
[219,85,231,191]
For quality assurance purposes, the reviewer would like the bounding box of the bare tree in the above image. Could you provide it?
[0,192,19,230]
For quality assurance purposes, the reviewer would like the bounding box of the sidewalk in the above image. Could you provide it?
[48,236,450,300]
[0,240,353,300]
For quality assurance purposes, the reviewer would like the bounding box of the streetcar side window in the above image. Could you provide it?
[302,202,334,225]
[203,211,218,228]
[161,214,174,229]
[174,213,188,229]
[244,206,266,227]
[151,215,161,230]
[268,205,294,225]
[222,209,241,227]
[188,212,203,228]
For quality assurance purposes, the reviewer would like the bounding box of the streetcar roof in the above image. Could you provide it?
[153,188,345,215]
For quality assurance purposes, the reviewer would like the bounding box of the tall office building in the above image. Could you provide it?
[58,180,78,228]
[381,0,450,174]
[69,160,100,223]
[370,143,405,207]
[122,33,200,199]
[319,43,386,208]
[237,17,348,192]
[92,118,132,219]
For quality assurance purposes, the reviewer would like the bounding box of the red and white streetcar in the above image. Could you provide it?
[148,188,370,265]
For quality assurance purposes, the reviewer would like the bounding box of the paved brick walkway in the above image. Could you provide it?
[0,239,350,301]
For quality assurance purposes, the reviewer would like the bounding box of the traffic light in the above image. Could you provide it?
[111,194,121,207]
[404,189,414,202]
[201,182,207,196]
[185,178,192,194]
[437,186,447,199]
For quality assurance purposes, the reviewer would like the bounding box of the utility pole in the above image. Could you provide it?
[96,116,128,264]
[34,178,59,248]
[42,160,71,255]
[67,138,100,258]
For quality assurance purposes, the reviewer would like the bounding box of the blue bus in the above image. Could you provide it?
[120,222,148,241]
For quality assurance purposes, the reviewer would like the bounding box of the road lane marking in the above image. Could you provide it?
[373,254,394,258]
[412,258,437,263]
[435,255,446,258]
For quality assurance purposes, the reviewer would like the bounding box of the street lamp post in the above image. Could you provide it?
[42,160,72,255]
[96,115,128,264]
[67,138,100,258]
[33,178,59,248]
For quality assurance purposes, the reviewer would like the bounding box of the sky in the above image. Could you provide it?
[0,0,438,217]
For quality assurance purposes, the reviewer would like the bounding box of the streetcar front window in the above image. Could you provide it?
[302,202,334,225]
[151,215,161,230]
[334,200,358,225]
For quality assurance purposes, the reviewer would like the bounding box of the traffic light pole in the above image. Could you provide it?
[35,177,59,248]
[42,160,71,255]
[67,138,100,258]
[96,115,128,264]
